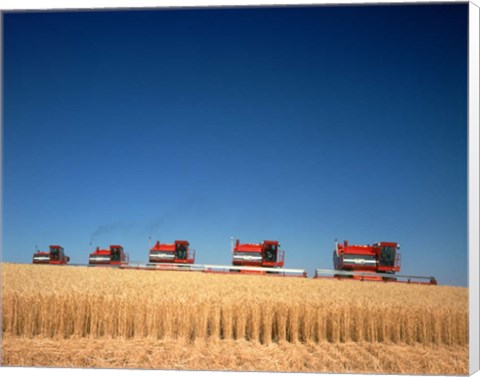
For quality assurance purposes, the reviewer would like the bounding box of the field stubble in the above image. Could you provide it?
[1,263,469,374]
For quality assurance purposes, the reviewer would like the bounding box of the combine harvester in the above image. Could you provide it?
[202,239,307,277]
[314,240,437,285]
[88,245,129,266]
[120,240,199,272]
[32,245,70,265]
[149,240,194,264]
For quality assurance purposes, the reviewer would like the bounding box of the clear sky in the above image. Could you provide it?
[2,4,468,286]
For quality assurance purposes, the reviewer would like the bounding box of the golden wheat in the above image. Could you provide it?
[1,263,468,346]
[0,336,468,374]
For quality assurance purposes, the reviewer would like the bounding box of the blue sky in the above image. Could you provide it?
[2,4,468,286]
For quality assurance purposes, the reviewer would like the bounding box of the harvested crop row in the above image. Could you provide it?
[1,336,469,375]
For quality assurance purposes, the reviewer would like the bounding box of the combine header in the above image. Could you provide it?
[314,240,437,284]
[32,245,70,265]
[202,239,306,277]
[88,245,128,266]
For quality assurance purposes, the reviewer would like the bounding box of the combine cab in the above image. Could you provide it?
[33,245,70,265]
[314,240,437,284]
[149,240,195,264]
[88,245,128,265]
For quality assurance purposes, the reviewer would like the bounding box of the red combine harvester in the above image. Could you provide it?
[334,240,401,276]
[88,245,128,266]
[314,240,437,284]
[123,240,199,271]
[232,239,284,269]
[32,245,70,265]
[202,239,306,277]
[149,240,195,264]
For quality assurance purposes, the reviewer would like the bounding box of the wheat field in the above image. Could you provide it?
[1,263,469,374]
